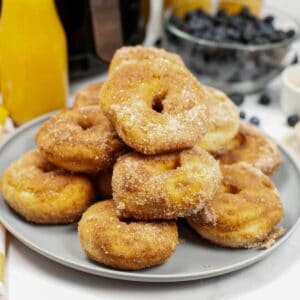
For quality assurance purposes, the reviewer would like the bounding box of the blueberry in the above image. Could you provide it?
[273,29,286,42]
[264,15,274,24]
[240,7,251,18]
[286,29,295,39]
[195,8,206,17]
[258,93,271,105]
[249,116,260,126]
[292,55,298,65]
[213,17,223,26]
[184,10,197,22]
[226,28,240,41]
[154,38,162,47]
[229,93,244,106]
[287,114,300,127]
[214,27,228,42]
[257,22,275,41]
[239,110,246,119]
[217,8,227,18]
[189,19,207,31]
[229,15,244,29]
[242,23,256,43]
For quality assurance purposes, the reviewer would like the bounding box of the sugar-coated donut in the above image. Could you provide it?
[0,150,94,224]
[113,146,221,219]
[197,87,239,153]
[217,123,281,175]
[73,82,103,108]
[187,163,284,248]
[36,106,127,173]
[100,60,209,154]
[109,46,185,74]
[78,200,178,270]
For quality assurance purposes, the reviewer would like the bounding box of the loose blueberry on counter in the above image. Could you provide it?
[229,93,244,106]
[239,110,246,119]
[249,116,260,126]
[292,55,298,65]
[154,38,162,48]
[258,93,271,105]
[286,29,296,39]
[287,114,300,127]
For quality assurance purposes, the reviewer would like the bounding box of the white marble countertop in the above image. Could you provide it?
[4,1,300,299]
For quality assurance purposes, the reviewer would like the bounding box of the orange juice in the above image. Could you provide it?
[218,0,264,16]
[0,0,68,125]
[164,0,212,16]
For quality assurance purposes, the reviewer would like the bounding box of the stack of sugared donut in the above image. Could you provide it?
[0,47,284,271]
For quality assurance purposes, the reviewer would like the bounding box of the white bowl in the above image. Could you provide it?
[280,64,300,115]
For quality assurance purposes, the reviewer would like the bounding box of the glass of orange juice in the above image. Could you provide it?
[218,0,264,16]
[0,0,68,125]
[164,0,213,16]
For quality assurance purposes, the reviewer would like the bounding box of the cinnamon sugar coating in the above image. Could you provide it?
[36,106,127,173]
[109,46,185,74]
[100,60,209,155]
[197,86,239,153]
[78,200,178,270]
[112,146,221,219]
[73,82,103,108]
[217,123,281,175]
[187,163,284,248]
[0,149,94,224]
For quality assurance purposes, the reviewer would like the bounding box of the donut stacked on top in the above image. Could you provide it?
[0,46,284,271]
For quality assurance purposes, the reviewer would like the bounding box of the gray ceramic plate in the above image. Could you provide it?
[0,113,300,283]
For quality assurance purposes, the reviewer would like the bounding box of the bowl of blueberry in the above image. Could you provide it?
[163,1,300,93]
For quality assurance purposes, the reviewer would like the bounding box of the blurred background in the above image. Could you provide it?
[0,0,300,126]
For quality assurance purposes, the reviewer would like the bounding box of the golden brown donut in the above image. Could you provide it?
[100,59,209,154]
[94,168,113,199]
[187,163,284,248]
[197,86,239,153]
[36,106,127,173]
[113,146,221,219]
[109,46,185,74]
[78,200,178,270]
[73,82,103,108]
[0,149,94,224]
[217,123,281,175]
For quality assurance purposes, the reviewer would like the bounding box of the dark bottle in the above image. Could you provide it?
[55,0,149,79]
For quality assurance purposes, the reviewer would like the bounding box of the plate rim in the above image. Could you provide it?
[1,113,300,283]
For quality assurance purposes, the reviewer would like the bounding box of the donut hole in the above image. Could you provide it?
[77,119,94,131]
[222,184,241,194]
[236,134,246,148]
[152,92,167,113]
[163,156,181,170]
